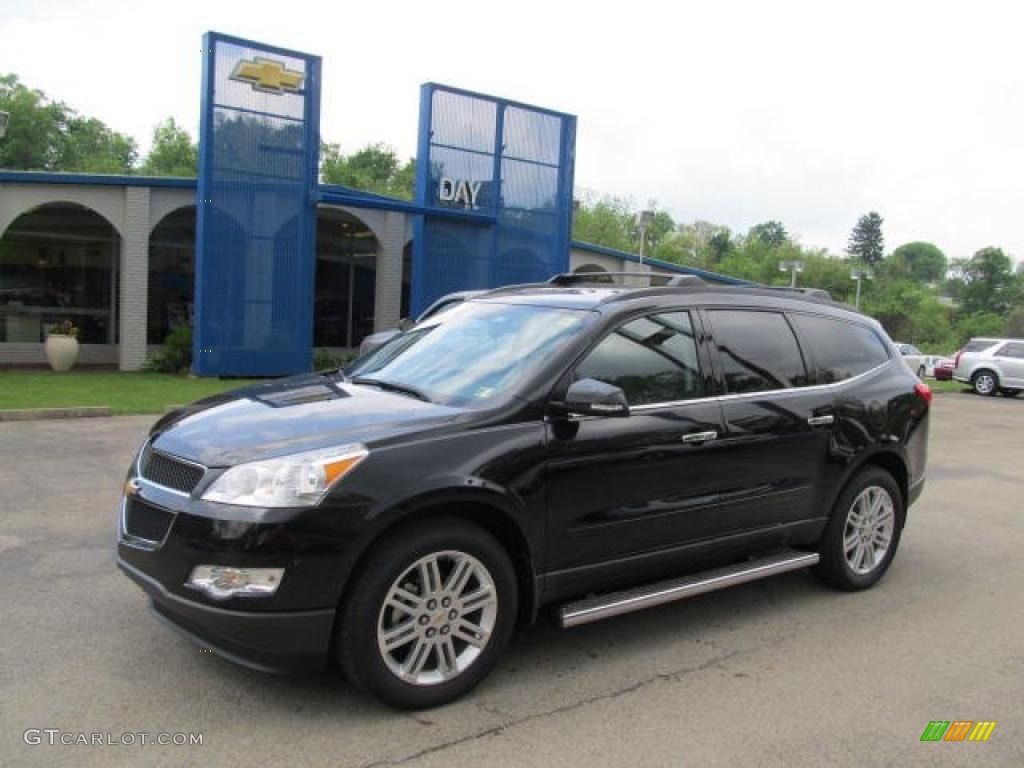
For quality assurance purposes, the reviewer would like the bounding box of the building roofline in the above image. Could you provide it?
[570,239,752,285]
[0,170,197,188]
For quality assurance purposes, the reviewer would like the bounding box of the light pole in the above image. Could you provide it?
[0,111,9,140]
[637,210,655,267]
[779,260,805,287]
[851,269,871,310]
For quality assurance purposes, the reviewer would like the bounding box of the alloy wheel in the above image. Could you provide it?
[377,550,498,686]
[974,373,996,395]
[843,486,895,575]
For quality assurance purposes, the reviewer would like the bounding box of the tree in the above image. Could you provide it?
[959,246,1019,315]
[58,116,136,173]
[572,197,634,251]
[0,73,67,169]
[890,241,947,283]
[847,211,885,264]
[320,142,415,200]
[0,72,136,173]
[140,118,197,177]
[748,220,789,248]
[708,229,734,261]
[861,280,953,348]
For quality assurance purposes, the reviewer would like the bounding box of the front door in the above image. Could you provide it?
[544,310,731,590]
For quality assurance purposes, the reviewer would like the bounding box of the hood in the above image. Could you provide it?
[150,373,463,467]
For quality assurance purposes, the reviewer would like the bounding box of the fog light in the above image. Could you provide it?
[186,565,284,600]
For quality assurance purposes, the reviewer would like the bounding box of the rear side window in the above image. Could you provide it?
[790,314,890,383]
[964,339,998,353]
[707,310,809,393]
[575,312,702,405]
[998,342,1024,359]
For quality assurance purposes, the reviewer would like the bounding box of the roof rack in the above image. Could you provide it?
[546,270,835,302]
[547,271,706,287]
[747,285,833,300]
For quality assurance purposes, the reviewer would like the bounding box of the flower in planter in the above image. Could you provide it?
[47,320,79,338]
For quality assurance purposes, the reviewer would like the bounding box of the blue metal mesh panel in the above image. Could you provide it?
[193,33,321,376]
[411,86,576,315]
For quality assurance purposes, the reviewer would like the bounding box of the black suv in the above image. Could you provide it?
[118,277,930,709]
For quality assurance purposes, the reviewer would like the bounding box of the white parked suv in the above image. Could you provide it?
[953,338,1024,397]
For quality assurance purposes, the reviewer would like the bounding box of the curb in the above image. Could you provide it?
[0,406,113,422]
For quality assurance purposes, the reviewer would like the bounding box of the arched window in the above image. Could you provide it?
[315,208,379,348]
[572,263,613,283]
[148,206,196,344]
[0,202,119,344]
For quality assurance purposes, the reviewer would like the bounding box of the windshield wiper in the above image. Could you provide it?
[351,377,431,402]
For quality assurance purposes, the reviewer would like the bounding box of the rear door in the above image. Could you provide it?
[702,308,836,535]
[994,342,1024,387]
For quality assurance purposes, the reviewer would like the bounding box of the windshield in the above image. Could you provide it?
[348,301,590,408]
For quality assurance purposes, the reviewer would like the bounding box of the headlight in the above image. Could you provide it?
[201,444,368,507]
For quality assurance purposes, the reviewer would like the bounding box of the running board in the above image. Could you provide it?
[559,550,819,628]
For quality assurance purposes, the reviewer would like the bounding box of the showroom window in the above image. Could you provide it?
[0,203,119,344]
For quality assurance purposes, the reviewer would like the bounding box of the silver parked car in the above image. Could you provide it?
[894,343,928,377]
[953,338,1024,397]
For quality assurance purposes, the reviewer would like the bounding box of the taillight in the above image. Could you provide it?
[953,349,963,368]
[914,381,933,405]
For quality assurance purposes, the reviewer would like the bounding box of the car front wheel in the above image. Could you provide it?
[815,467,905,591]
[972,370,998,396]
[337,518,517,709]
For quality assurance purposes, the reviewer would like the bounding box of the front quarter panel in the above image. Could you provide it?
[316,420,548,605]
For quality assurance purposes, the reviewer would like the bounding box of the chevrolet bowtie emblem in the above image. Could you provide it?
[229,57,304,95]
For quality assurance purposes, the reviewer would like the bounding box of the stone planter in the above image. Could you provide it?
[45,334,80,372]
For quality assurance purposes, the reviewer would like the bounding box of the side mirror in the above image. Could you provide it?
[559,378,630,417]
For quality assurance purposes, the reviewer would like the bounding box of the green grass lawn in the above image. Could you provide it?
[0,371,264,415]
[929,378,971,394]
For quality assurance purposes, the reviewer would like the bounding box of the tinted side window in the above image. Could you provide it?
[575,312,702,405]
[708,310,809,393]
[790,314,890,383]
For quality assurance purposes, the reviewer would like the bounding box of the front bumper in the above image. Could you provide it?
[118,558,335,673]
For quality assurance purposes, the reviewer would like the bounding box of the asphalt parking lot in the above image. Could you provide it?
[1,393,1022,767]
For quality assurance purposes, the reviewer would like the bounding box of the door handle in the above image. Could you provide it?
[682,430,718,444]
[807,414,835,427]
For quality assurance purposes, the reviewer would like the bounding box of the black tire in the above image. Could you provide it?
[917,365,926,378]
[999,388,1021,398]
[815,467,905,591]
[337,517,517,709]
[972,369,999,396]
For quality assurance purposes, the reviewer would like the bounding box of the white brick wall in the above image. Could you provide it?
[118,187,150,370]
[374,211,405,331]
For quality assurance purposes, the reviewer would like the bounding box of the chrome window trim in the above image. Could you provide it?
[629,358,894,413]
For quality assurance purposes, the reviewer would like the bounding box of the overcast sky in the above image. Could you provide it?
[2,0,1021,261]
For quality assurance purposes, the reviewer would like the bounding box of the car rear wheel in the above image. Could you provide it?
[815,467,904,591]
[337,518,517,709]
[972,370,998,396]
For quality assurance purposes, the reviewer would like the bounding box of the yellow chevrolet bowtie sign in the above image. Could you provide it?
[229,57,304,94]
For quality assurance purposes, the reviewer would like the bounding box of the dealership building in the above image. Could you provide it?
[0,33,737,375]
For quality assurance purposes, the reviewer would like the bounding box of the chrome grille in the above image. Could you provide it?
[140,445,205,494]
